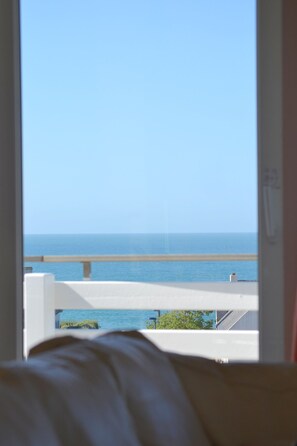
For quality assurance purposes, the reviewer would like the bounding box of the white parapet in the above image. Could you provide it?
[142,329,259,360]
[24,274,259,359]
[24,273,56,352]
[53,329,258,361]
[54,281,258,311]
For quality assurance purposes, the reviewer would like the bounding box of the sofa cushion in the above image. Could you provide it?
[170,352,297,446]
[0,332,210,445]
[0,339,140,446]
[91,331,210,446]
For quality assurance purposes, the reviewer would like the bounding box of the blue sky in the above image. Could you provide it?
[21,0,256,234]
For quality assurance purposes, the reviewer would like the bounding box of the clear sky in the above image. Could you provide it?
[21,0,256,234]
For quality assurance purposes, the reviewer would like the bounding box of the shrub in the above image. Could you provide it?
[60,319,100,329]
[146,310,213,330]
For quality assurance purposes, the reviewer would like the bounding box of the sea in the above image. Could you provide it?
[24,233,257,330]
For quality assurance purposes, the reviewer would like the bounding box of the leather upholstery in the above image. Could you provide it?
[0,332,209,446]
[170,352,297,446]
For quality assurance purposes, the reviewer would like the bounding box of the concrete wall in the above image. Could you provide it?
[231,312,258,331]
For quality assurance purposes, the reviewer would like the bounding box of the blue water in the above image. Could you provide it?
[24,233,257,329]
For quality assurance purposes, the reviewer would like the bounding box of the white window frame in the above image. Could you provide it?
[258,0,297,362]
[1,0,295,362]
[0,0,23,360]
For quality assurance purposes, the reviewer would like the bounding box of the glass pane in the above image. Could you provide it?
[21,0,257,360]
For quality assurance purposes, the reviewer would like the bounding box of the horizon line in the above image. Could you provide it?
[24,231,257,236]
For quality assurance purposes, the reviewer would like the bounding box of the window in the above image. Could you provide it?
[20,1,257,360]
[5,2,294,357]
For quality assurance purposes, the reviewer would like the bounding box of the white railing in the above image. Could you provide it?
[24,273,258,360]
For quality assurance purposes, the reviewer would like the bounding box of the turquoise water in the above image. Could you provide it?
[24,233,257,329]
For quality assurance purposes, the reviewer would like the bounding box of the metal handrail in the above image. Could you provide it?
[24,253,257,280]
[24,253,257,262]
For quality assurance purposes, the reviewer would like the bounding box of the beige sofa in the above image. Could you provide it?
[0,332,296,446]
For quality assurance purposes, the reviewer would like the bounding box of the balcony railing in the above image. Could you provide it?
[24,271,258,361]
[24,253,257,280]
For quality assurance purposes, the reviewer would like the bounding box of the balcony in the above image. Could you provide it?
[24,254,258,361]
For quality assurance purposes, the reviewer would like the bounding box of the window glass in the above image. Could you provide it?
[21,1,257,360]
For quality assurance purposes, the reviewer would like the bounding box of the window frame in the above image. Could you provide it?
[0,0,23,360]
[2,0,296,362]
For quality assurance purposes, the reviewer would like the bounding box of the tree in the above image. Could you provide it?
[146,311,213,330]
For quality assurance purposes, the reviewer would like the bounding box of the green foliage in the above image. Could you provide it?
[60,319,100,329]
[146,311,213,330]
